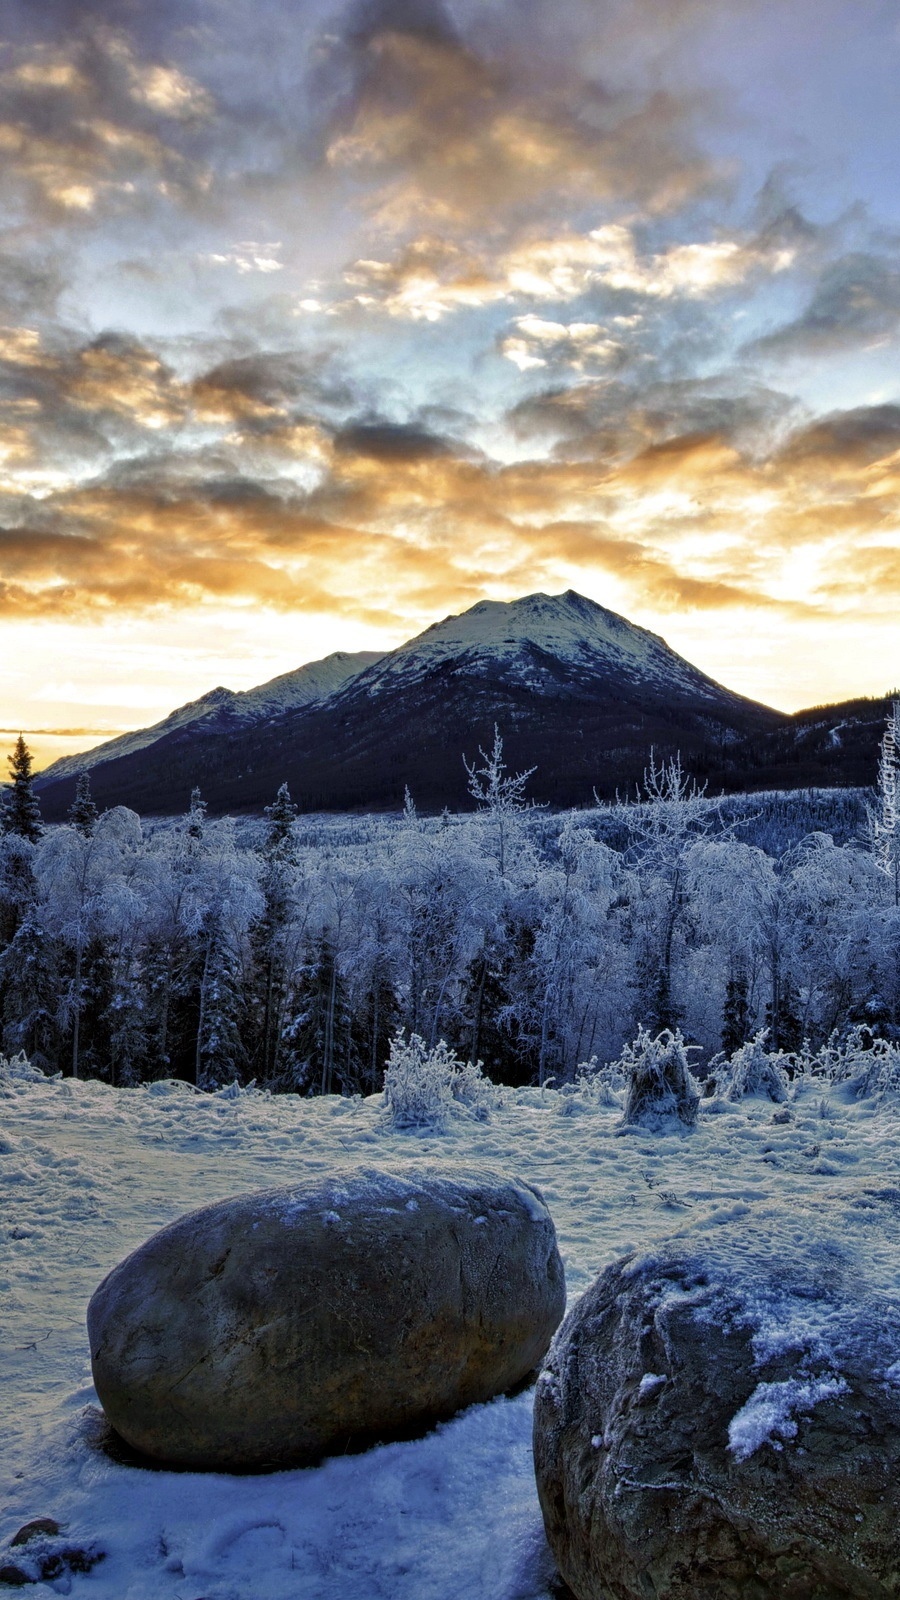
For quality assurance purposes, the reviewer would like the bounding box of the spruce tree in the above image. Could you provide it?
[263,783,298,861]
[68,771,98,837]
[247,784,299,1082]
[3,736,43,842]
[186,786,207,842]
[0,909,58,1069]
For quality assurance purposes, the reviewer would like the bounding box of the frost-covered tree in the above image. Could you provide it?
[464,725,535,879]
[0,909,59,1069]
[68,772,99,838]
[186,786,207,842]
[247,784,302,1081]
[37,807,144,1078]
[623,753,723,1033]
[0,766,892,1088]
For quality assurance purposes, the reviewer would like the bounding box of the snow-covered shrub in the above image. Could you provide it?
[381,1033,496,1131]
[572,1054,623,1108]
[811,1026,900,1102]
[0,1051,45,1085]
[452,1056,499,1116]
[619,1027,700,1129]
[713,1031,790,1103]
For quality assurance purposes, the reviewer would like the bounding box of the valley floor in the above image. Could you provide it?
[2,1073,898,1599]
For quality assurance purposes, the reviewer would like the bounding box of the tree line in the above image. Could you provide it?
[0,719,898,1091]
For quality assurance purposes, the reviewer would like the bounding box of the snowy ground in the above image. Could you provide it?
[2,1073,899,1599]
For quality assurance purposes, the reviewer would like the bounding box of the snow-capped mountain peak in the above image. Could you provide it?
[35,589,784,818]
[350,590,732,705]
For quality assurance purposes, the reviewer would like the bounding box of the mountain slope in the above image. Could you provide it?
[36,591,793,817]
[38,649,383,787]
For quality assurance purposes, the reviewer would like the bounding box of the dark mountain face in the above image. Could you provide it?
[33,592,888,818]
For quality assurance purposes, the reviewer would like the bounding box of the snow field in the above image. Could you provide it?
[3,1074,900,1598]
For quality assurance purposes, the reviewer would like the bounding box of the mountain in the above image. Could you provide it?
[38,649,383,786]
[34,591,887,818]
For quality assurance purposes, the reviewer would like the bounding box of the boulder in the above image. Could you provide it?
[534,1191,900,1600]
[88,1165,565,1471]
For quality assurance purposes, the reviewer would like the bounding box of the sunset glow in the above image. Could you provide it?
[1,0,899,763]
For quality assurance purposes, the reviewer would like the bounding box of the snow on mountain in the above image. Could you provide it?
[235,650,383,718]
[349,591,740,706]
[38,650,382,785]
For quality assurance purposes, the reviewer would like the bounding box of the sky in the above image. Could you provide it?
[1,0,899,768]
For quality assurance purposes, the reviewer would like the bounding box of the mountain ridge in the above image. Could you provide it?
[33,590,887,817]
[39,648,383,787]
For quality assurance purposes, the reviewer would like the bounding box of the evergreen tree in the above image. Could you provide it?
[457,919,540,1086]
[284,935,357,1094]
[356,960,401,1092]
[186,786,207,842]
[64,933,113,1081]
[194,910,246,1088]
[263,783,298,860]
[0,833,37,948]
[647,965,681,1036]
[0,909,59,1069]
[247,784,300,1082]
[68,772,99,837]
[103,955,148,1086]
[3,736,43,842]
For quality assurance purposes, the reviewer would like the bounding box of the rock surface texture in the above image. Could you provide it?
[88,1166,565,1471]
[533,1191,900,1600]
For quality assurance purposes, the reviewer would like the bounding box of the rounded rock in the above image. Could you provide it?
[534,1192,900,1600]
[88,1165,565,1471]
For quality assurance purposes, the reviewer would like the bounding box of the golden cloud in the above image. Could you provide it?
[0,313,897,639]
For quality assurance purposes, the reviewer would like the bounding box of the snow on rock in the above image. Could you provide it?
[535,1189,900,1600]
[3,1074,900,1598]
[727,1374,849,1462]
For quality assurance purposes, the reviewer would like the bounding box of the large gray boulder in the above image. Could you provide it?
[88,1165,565,1471]
[534,1191,900,1600]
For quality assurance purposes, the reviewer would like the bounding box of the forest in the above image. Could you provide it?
[1,715,898,1094]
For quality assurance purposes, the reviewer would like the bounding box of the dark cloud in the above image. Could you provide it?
[750,252,900,358]
[333,418,457,460]
[342,0,459,49]
[509,375,796,462]
[312,0,720,244]
[0,252,64,321]
[778,402,900,466]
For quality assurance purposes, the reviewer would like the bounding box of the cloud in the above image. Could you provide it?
[317,0,720,245]
[0,22,220,227]
[750,252,900,358]
[0,393,895,632]
[333,419,459,459]
[0,0,897,708]
[0,286,896,640]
